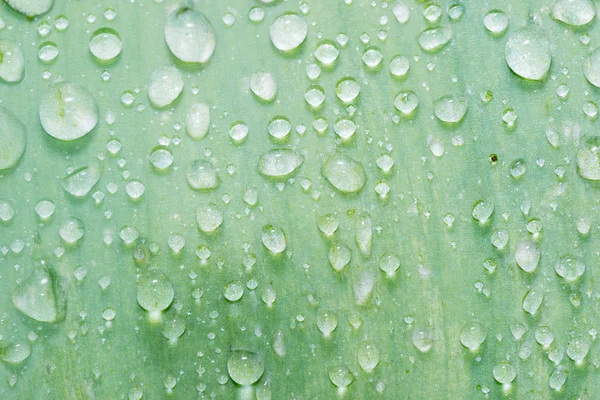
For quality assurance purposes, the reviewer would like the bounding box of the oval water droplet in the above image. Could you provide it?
[0,40,24,83]
[505,25,551,81]
[552,0,596,26]
[12,264,66,323]
[0,341,31,364]
[358,341,379,373]
[577,136,600,179]
[492,362,516,385]
[165,7,216,63]
[196,203,223,233]
[522,288,543,315]
[60,164,103,197]
[434,95,468,124]
[328,365,353,388]
[484,10,509,35]
[261,225,286,254]
[555,256,585,282]
[328,242,351,272]
[335,77,360,103]
[186,103,210,140]
[258,149,303,178]
[394,91,419,116]
[250,72,277,102]
[4,0,52,17]
[148,66,183,108]
[379,252,401,277]
[227,350,264,386]
[59,217,85,244]
[89,27,122,61]
[186,160,220,190]
[270,13,307,52]
[0,106,26,170]
[39,82,99,140]
[322,153,366,194]
[460,321,487,351]
[317,309,338,337]
[515,239,540,273]
[418,26,452,51]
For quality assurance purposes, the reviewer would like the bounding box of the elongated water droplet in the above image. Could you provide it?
[322,153,366,194]
[0,40,24,83]
[567,336,590,364]
[584,48,600,88]
[40,82,99,140]
[227,350,264,386]
[505,26,551,81]
[261,225,286,254]
[353,271,374,305]
[12,264,66,323]
[472,199,494,224]
[522,288,543,315]
[329,242,351,272]
[358,341,379,373]
[148,66,183,108]
[552,0,596,26]
[355,214,372,256]
[165,7,216,63]
[0,106,26,170]
[4,0,52,17]
[258,149,303,178]
[418,26,452,51]
[270,13,307,52]
[0,200,15,222]
[61,164,102,197]
[186,103,210,140]
[549,367,567,391]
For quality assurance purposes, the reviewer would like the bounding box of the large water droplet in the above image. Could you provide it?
[412,327,433,353]
[0,106,26,170]
[186,160,220,190]
[328,365,353,388]
[227,350,264,386]
[552,0,596,26]
[567,336,590,364]
[270,13,307,52]
[492,362,516,385]
[379,252,401,277]
[328,242,351,272]
[261,224,286,254]
[89,27,122,61]
[250,72,277,102]
[12,264,66,323]
[484,10,509,35]
[460,321,487,351]
[554,256,585,282]
[577,136,600,179]
[165,7,216,63]
[59,217,85,244]
[322,153,366,194]
[0,40,24,83]
[0,341,31,364]
[258,149,303,178]
[148,66,183,108]
[522,288,543,315]
[353,271,374,305]
[317,309,338,337]
[515,239,540,273]
[39,82,99,140]
[434,95,468,124]
[4,0,52,17]
[196,203,223,233]
[61,164,103,197]
[505,26,551,81]
[418,26,452,51]
[136,269,174,313]
[358,341,379,373]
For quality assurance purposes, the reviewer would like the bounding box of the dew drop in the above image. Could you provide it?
[484,10,508,35]
[0,106,26,170]
[250,72,277,102]
[227,350,264,386]
[165,7,216,63]
[261,225,286,254]
[136,269,174,313]
[505,26,551,81]
[434,95,468,124]
[418,26,452,51]
[460,321,487,351]
[12,264,66,323]
[322,153,366,194]
[554,256,585,282]
[552,0,596,26]
[59,217,85,244]
[358,341,379,373]
[515,240,540,273]
[196,203,223,233]
[186,160,220,190]
[60,164,102,197]
[148,66,184,108]
[258,149,303,178]
[270,13,308,52]
[89,28,122,61]
[186,103,210,140]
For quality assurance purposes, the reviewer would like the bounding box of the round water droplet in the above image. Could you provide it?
[554,256,585,282]
[418,26,452,51]
[35,199,55,219]
[460,321,487,351]
[577,136,600,180]
[379,252,400,276]
[389,55,410,77]
[434,95,468,123]
[412,327,433,353]
[549,368,567,391]
[270,13,307,52]
[4,0,52,17]
[148,66,183,108]
[137,269,174,313]
[394,91,419,116]
[0,106,26,170]
[328,365,353,388]
[12,265,66,323]
[333,118,356,141]
[0,341,31,364]
[196,203,223,233]
[126,181,145,199]
[515,239,540,273]
[267,116,291,140]
[552,0,596,26]
[484,10,509,35]
[322,153,366,194]
[567,336,590,363]
[38,41,59,63]
[314,40,339,66]
[362,47,383,68]
[89,27,122,61]
[162,313,186,342]
[39,82,99,140]
[509,158,527,178]
[317,309,338,337]
[261,224,286,254]
[227,350,264,386]
[186,160,220,190]
[328,242,351,272]
[492,362,516,385]
[318,214,339,237]
[304,85,325,108]
[165,7,216,63]
[224,281,244,302]
[505,26,551,81]
[150,146,173,170]
[59,217,85,244]
[335,77,360,103]
[535,326,555,347]
[358,341,379,373]
[250,72,277,102]
[258,149,303,178]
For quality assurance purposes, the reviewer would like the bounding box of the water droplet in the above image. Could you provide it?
[0,106,26,170]
[59,217,85,244]
[150,146,174,170]
[251,72,277,102]
[314,40,339,66]
[522,288,543,315]
[304,85,325,108]
[472,199,494,224]
[379,252,400,277]
[148,66,183,108]
[317,309,338,337]
[567,336,590,364]
[267,116,291,140]
[270,13,308,52]
[0,341,31,364]
[509,158,527,178]
[335,77,360,103]
[0,200,15,223]
[196,203,223,233]
[577,136,600,179]
[412,327,433,352]
[258,149,303,178]
[362,47,383,68]
[162,313,186,342]
[552,0,596,26]
[535,326,555,347]
[333,118,356,141]
[549,367,567,391]
[126,180,145,200]
[434,95,468,124]
[39,82,99,140]
[229,122,249,142]
[358,341,379,373]
[186,103,210,140]
[322,153,366,194]
[584,47,600,88]
[38,41,59,63]
[89,27,122,61]
[61,164,102,197]
[355,213,372,256]
[35,199,55,220]
[389,55,410,77]
[555,256,585,282]
[418,26,452,51]
[137,269,174,314]
[484,10,509,35]
[353,271,374,305]
[12,264,66,323]
[318,214,339,237]
[261,225,286,254]
[165,7,216,63]
[492,362,516,385]
[394,91,419,116]
[505,26,551,81]
[515,240,540,273]
[227,350,264,385]
[186,160,220,190]
[328,365,353,388]
[328,242,351,272]
[4,0,52,17]
[460,321,487,351]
